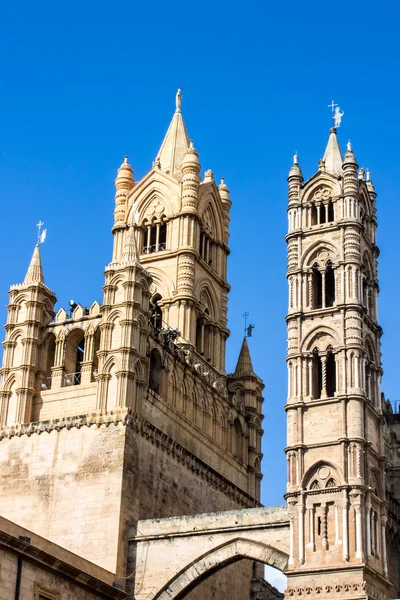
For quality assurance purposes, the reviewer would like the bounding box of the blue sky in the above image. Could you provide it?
[1,1,399,509]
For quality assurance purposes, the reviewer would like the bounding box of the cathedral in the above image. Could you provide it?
[0,92,398,600]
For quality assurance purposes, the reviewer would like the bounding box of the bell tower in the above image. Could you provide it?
[285,128,396,599]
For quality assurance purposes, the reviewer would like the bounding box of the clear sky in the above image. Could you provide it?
[0,1,399,510]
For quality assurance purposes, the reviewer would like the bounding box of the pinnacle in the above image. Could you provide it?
[119,224,141,266]
[155,90,190,176]
[23,244,44,285]
[322,128,343,176]
[234,337,255,377]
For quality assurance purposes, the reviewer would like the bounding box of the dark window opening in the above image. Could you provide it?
[320,205,326,224]
[327,200,334,222]
[159,223,167,250]
[312,266,323,309]
[325,262,335,307]
[326,349,336,397]
[150,294,163,333]
[317,516,322,536]
[313,350,322,399]
[149,349,162,395]
[311,204,317,226]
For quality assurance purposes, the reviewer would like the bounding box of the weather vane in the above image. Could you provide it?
[328,100,344,128]
[242,312,255,338]
[36,221,47,245]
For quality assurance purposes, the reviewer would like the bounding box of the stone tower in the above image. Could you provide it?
[285,128,398,599]
[0,91,264,599]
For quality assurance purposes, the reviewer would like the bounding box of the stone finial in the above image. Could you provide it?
[289,153,303,179]
[203,169,214,183]
[24,244,44,285]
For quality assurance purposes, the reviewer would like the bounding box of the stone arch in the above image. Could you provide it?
[153,538,288,600]
[42,332,56,381]
[369,468,383,499]
[301,460,343,490]
[146,267,175,300]
[64,328,85,383]
[128,178,177,223]
[196,283,217,321]
[300,326,340,354]
[198,190,225,242]
[301,240,339,269]
[301,173,340,203]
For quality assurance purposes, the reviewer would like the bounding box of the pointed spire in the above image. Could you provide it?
[234,337,256,377]
[322,128,343,176]
[155,89,190,176]
[119,225,141,266]
[24,245,44,285]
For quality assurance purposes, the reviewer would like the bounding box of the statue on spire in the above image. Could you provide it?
[328,100,344,128]
[176,88,182,111]
[333,106,344,128]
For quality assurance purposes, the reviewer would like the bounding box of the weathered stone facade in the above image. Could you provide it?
[0,91,264,599]
[285,132,400,599]
[0,515,125,599]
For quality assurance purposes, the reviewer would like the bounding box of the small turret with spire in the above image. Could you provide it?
[227,336,264,500]
[0,241,56,427]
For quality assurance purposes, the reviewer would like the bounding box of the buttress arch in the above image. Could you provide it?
[153,538,288,600]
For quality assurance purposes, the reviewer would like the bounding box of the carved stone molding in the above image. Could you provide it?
[0,408,260,509]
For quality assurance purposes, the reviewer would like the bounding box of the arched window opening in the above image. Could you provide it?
[327,200,334,222]
[200,230,215,268]
[312,349,322,399]
[233,419,243,461]
[196,317,204,354]
[149,349,163,396]
[363,278,368,309]
[312,266,323,309]
[150,225,157,248]
[320,205,326,224]
[159,222,167,250]
[91,328,101,381]
[150,294,163,334]
[326,348,336,397]
[43,334,56,389]
[143,217,167,254]
[64,329,85,386]
[325,262,335,307]
[311,204,317,226]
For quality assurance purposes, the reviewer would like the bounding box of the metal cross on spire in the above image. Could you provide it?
[328,100,344,128]
[36,220,47,245]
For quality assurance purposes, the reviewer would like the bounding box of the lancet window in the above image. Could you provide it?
[149,349,163,396]
[199,230,216,268]
[312,346,336,399]
[64,329,85,386]
[311,261,335,309]
[150,294,163,334]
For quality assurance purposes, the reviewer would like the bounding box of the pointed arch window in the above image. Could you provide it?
[326,346,336,398]
[312,261,335,309]
[64,329,85,386]
[149,349,163,396]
